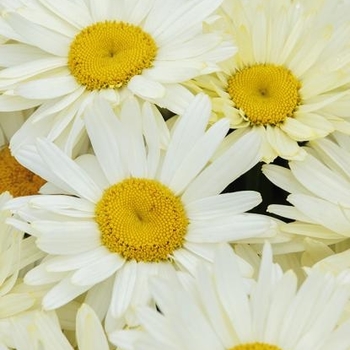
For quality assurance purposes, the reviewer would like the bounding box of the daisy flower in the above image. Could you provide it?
[187,0,350,162]
[113,243,350,350]
[5,94,275,325]
[0,0,236,155]
[263,134,350,244]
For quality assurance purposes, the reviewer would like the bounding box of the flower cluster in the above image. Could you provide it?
[0,0,350,349]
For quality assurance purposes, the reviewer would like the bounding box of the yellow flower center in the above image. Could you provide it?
[0,146,46,197]
[68,21,157,90]
[95,178,188,262]
[229,342,282,350]
[227,64,301,126]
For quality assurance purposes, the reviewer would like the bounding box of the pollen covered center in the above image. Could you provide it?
[68,21,157,90]
[229,342,282,350]
[227,64,301,126]
[95,178,188,262]
[0,146,46,197]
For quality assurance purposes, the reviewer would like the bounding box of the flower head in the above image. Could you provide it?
[0,0,236,154]
[6,94,274,325]
[113,243,350,350]
[187,0,350,162]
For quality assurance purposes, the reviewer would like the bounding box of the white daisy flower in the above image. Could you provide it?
[186,0,350,162]
[263,134,350,244]
[6,94,275,325]
[112,243,350,350]
[0,0,236,154]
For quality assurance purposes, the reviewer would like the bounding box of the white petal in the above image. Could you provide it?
[288,194,350,235]
[128,75,166,99]
[264,272,298,343]
[84,98,128,184]
[194,257,234,347]
[29,86,85,122]
[172,248,203,275]
[6,12,71,56]
[151,275,223,350]
[0,94,42,111]
[266,125,306,161]
[71,253,124,286]
[119,97,147,177]
[148,0,222,44]
[290,153,350,206]
[33,220,101,255]
[43,277,93,310]
[38,0,92,29]
[213,244,252,342]
[169,118,230,194]
[11,144,79,196]
[76,304,110,350]
[136,307,179,349]
[15,75,79,99]
[186,191,262,219]
[0,44,49,67]
[182,130,261,203]
[262,164,310,195]
[150,83,194,115]
[110,260,137,319]
[117,0,155,25]
[145,61,201,83]
[142,102,162,178]
[0,294,35,318]
[186,214,272,243]
[36,138,102,203]
[280,117,315,141]
[86,0,113,21]
[159,93,211,185]
[25,263,69,285]
[45,247,110,272]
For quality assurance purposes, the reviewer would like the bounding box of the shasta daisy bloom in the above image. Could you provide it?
[263,134,350,244]
[5,94,275,325]
[112,243,350,350]
[187,0,350,162]
[0,0,236,155]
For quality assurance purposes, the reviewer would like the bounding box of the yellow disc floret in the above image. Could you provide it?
[68,21,157,90]
[95,178,188,262]
[230,342,282,350]
[0,146,46,197]
[227,64,301,126]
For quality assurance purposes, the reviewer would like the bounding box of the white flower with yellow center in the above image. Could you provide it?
[112,243,350,350]
[5,94,274,324]
[187,0,350,162]
[0,0,236,154]
[263,133,350,244]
